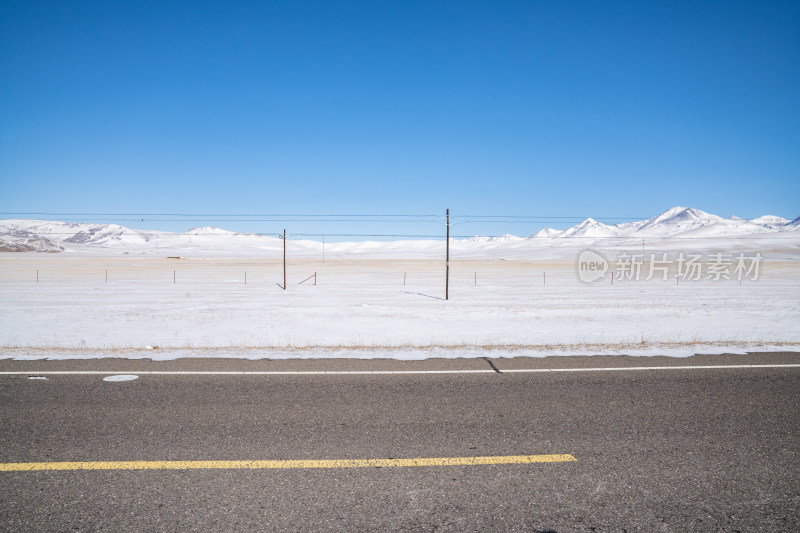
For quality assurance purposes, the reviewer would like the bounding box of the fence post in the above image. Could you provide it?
[283,229,286,290]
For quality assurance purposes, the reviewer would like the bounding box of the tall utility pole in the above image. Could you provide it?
[283,229,286,290]
[446,209,450,300]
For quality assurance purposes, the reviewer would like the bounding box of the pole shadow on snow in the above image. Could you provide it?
[403,291,444,300]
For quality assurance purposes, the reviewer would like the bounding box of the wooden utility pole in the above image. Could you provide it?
[446,208,450,300]
[283,229,286,290]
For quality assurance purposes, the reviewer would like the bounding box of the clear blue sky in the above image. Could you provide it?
[1,0,798,238]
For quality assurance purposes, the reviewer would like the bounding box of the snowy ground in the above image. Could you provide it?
[1,251,799,360]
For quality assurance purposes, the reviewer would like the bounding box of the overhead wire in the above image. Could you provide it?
[1,211,769,226]
[1,211,794,240]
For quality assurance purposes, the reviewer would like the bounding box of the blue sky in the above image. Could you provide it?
[1,0,798,238]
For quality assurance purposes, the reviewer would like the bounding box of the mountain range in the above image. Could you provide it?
[534,207,798,239]
[1,207,797,254]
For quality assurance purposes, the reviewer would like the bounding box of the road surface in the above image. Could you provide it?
[1,352,799,531]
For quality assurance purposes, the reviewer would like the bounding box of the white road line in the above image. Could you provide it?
[1,364,799,375]
[2,370,494,375]
[504,364,800,373]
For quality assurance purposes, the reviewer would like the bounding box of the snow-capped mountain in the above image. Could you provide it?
[626,207,775,238]
[187,226,239,236]
[0,236,63,253]
[632,206,722,234]
[749,215,792,229]
[64,224,153,245]
[550,207,794,240]
[557,218,619,239]
[0,220,154,246]
[531,227,563,238]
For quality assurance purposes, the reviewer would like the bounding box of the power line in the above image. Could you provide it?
[2,219,448,224]
[1,230,793,240]
[0,212,442,218]
[1,218,786,228]
[455,215,647,220]
[1,212,649,221]
[3,212,785,226]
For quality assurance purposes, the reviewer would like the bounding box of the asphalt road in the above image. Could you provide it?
[1,353,799,532]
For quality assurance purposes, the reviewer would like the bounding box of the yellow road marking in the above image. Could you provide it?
[0,454,576,472]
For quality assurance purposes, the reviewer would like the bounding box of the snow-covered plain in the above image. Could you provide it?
[1,207,799,360]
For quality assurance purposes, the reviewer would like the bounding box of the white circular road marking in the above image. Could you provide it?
[103,374,139,382]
